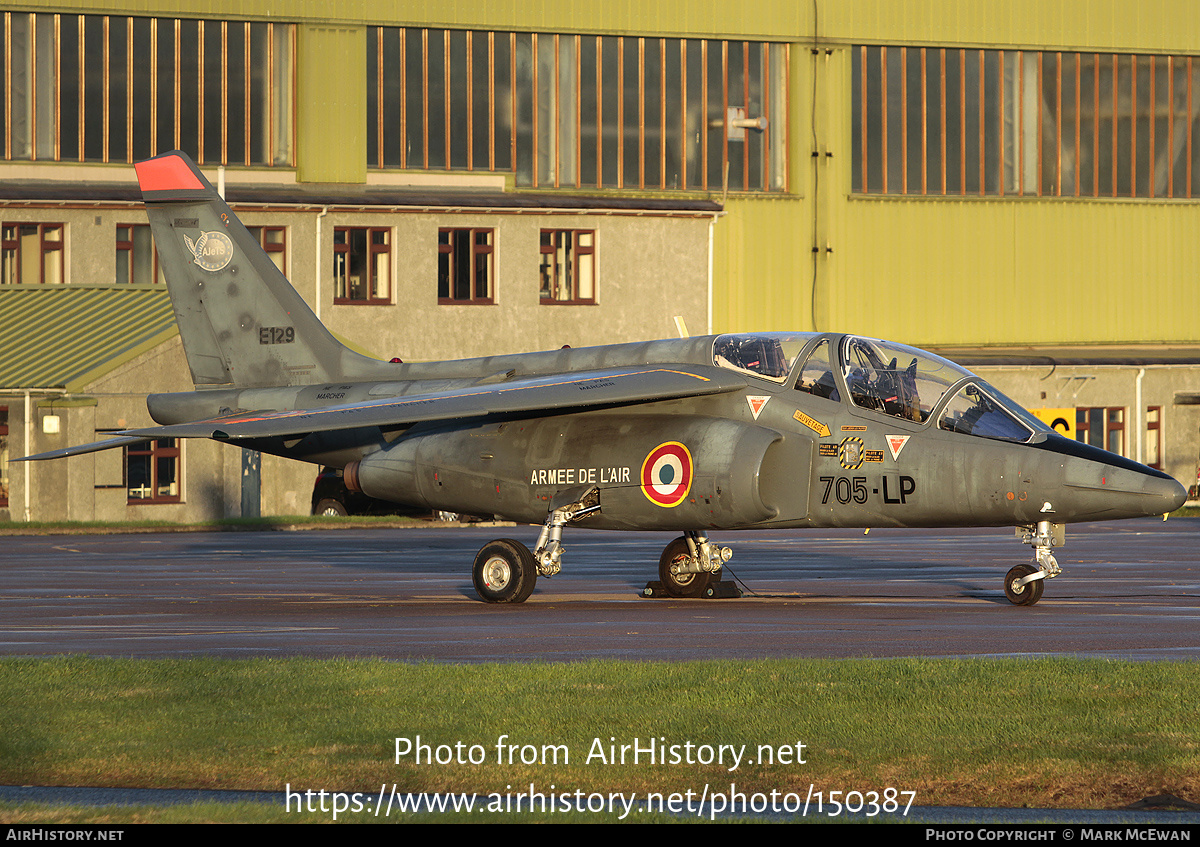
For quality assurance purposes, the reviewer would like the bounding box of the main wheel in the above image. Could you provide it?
[658,536,712,598]
[473,539,537,603]
[1004,564,1044,606]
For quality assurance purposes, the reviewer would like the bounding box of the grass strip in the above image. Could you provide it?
[2,656,1198,814]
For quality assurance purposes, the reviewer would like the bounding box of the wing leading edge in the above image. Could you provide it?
[21,365,746,459]
[16,435,153,463]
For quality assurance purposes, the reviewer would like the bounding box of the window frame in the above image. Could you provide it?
[1077,406,1126,456]
[437,227,495,305]
[333,226,392,305]
[124,438,182,505]
[367,26,788,193]
[539,228,596,305]
[853,45,1200,199]
[247,225,287,275]
[1145,405,1164,469]
[2,222,64,284]
[1,12,295,167]
[115,223,163,285]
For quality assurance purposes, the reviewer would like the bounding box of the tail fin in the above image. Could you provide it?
[135,150,381,388]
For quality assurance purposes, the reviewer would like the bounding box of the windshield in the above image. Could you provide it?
[713,333,818,383]
[839,336,967,422]
[938,381,1053,443]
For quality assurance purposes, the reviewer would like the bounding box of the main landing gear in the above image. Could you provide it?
[470,486,736,603]
[1004,520,1064,606]
[472,539,538,603]
[654,532,733,598]
[472,486,601,604]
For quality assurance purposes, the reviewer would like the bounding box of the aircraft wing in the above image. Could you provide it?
[116,364,747,442]
[17,435,153,463]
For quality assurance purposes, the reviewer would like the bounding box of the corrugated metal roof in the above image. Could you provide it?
[0,286,178,392]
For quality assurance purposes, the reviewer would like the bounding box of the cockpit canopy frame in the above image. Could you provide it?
[713,332,1052,445]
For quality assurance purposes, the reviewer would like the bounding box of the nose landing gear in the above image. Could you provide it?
[1005,520,1063,606]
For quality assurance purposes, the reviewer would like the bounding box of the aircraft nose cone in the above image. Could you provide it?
[1156,474,1189,515]
[1035,435,1188,519]
[1121,468,1188,517]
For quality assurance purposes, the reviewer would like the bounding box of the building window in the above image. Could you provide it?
[0,406,8,508]
[333,227,391,304]
[115,224,163,285]
[1077,406,1125,456]
[2,223,63,284]
[1,12,293,166]
[247,226,287,274]
[126,438,181,503]
[540,230,595,303]
[1145,405,1163,469]
[438,228,494,304]
[368,27,788,192]
[854,46,1200,198]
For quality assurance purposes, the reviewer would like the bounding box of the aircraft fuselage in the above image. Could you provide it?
[146,332,1185,533]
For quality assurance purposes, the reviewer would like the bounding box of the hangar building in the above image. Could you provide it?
[1,1,1198,521]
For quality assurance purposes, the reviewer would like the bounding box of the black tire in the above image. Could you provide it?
[658,536,712,598]
[473,539,537,603]
[1004,564,1044,606]
[314,498,349,517]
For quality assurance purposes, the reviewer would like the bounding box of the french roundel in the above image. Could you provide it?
[640,441,693,507]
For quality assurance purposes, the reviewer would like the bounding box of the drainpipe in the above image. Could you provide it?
[707,215,715,335]
[315,206,328,321]
[23,390,30,522]
[1134,368,1145,465]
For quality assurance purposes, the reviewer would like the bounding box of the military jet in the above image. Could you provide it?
[22,151,1187,606]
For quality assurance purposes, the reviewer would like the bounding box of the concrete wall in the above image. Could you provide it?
[0,201,710,358]
[980,365,1200,489]
[317,210,711,360]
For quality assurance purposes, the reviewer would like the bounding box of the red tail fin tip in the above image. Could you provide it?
[135,153,203,193]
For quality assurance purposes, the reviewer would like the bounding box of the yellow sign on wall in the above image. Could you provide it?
[1031,408,1075,438]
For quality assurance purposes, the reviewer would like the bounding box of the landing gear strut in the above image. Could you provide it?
[1005,520,1063,606]
[473,486,601,604]
[657,531,732,598]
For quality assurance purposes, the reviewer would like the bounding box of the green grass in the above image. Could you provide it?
[0,800,730,825]
[2,656,1198,822]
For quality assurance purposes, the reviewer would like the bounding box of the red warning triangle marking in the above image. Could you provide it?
[886,434,910,460]
[746,396,770,420]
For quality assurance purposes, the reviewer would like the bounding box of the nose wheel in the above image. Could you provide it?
[1004,564,1044,606]
[1004,520,1063,606]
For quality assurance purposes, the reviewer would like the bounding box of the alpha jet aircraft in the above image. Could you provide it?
[22,152,1187,605]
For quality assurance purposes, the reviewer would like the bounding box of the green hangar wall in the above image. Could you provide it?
[9,0,1200,348]
[3,1,1200,509]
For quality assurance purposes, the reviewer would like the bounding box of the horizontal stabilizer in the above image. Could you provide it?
[117,365,746,441]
